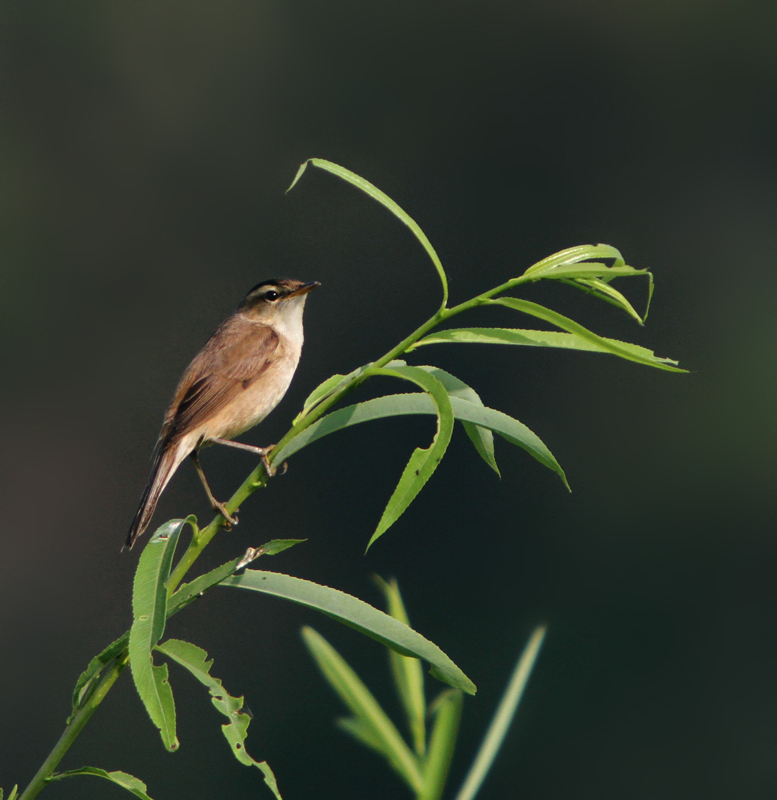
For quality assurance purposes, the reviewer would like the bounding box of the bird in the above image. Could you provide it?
[125,278,319,549]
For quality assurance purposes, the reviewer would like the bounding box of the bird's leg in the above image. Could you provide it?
[190,450,238,528]
[211,438,279,478]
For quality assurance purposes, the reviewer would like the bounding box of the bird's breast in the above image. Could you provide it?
[199,346,301,442]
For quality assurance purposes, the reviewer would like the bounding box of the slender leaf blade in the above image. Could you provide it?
[416,366,499,477]
[49,767,154,800]
[222,570,476,695]
[420,690,464,800]
[410,327,678,366]
[454,626,547,800]
[128,519,188,751]
[521,244,626,277]
[375,576,427,756]
[367,365,455,548]
[302,626,424,793]
[289,158,448,306]
[273,393,566,488]
[155,639,282,800]
[70,633,130,719]
[490,298,685,371]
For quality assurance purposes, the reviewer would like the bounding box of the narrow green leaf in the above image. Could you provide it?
[336,716,387,754]
[1,786,18,800]
[374,576,427,756]
[302,626,424,793]
[260,538,306,555]
[410,327,678,366]
[490,298,685,372]
[521,244,626,277]
[222,570,476,695]
[129,518,189,752]
[420,690,464,800]
[168,538,305,615]
[155,639,282,800]
[559,276,644,323]
[70,634,130,720]
[293,367,366,424]
[366,365,455,549]
[454,626,547,800]
[48,767,154,800]
[274,393,566,489]
[416,365,499,476]
[288,158,448,307]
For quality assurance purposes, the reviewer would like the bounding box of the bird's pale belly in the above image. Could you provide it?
[199,354,300,442]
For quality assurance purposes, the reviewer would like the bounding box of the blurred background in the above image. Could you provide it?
[1,1,776,797]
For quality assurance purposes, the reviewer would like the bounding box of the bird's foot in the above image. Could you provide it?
[213,500,238,529]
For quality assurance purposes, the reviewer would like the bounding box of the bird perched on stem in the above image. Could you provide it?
[125,278,319,550]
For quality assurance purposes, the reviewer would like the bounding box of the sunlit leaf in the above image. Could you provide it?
[129,518,191,752]
[490,298,685,372]
[302,626,424,793]
[156,639,283,800]
[366,365,455,549]
[273,393,566,489]
[416,366,499,477]
[288,158,448,307]
[375,576,426,756]
[409,327,678,366]
[48,768,154,799]
[221,570,476,695]
[520,244,626,277]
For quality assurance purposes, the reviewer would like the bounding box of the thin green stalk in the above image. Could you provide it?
[20,277,521,798]
[19,653,129,800]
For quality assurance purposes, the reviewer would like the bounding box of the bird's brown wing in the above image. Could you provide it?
[163,318,280,440]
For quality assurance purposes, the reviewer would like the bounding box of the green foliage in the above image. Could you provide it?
[304,578,546,800]
[221,570,475,695]
[47,768,154,799]
[17,160,682,800]
[155,640,282,800]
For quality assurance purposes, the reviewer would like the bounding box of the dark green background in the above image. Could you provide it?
[2,1,776,798]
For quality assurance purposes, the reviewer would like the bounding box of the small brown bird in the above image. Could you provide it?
[126,278,319,549]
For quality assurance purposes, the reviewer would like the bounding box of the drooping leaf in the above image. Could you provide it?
[415,365,499,476]
[221,570,476,695]
[273,393,566,489]
[420,689,463,800]
[155,639,283,800]
[364,364,454,548]
[302,626,424,794]
[288,158,448,307]
[374,576,426,756]
[48,767,154,800]
[453,626,547,800]
[409,327,678,366]
[129,518,191,752]
[489,298,685,372]
[558,276,645,323]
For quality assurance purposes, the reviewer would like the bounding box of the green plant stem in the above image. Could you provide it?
[19,653,129,800]
[20,279,523,798]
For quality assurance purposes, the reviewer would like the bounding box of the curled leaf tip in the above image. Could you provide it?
[286,159,313,194]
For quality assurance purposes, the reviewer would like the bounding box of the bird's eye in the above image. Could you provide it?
[265,290,279,302]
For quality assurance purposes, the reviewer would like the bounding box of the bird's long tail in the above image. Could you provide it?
[125,438,189,550]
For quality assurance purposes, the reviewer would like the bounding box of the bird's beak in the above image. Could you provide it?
[288,281,321,298]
